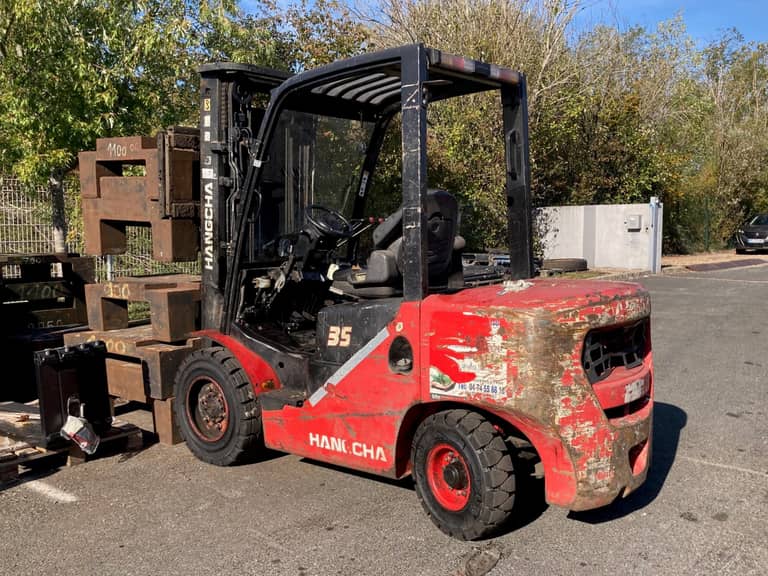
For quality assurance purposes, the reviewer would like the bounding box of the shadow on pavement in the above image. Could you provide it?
[302,439,549,538]
[0,457,66,494]
[568,401,687,524]
[299,458,415,491]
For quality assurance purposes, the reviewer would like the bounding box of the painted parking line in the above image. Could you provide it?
[23,480,78,503]
[678,455,768,478]
[667,275,768,284]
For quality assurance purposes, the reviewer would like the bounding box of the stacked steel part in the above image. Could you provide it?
[64,326,201,445]
[0,254,94,401]
[78,127,200,261]
[64,274,203,444]
[84,274,200,342]
[34,341,113,448]
[0,253,93,331]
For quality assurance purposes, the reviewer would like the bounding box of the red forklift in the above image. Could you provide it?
[177,44,653,540]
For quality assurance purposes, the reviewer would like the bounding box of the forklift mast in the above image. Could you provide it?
[198,63,289,331]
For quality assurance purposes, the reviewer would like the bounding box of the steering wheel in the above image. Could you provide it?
[305,204,352,238]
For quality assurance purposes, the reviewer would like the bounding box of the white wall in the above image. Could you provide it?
[540,200,663,272]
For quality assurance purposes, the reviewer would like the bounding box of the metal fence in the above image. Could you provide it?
[0,176,200,281]
[0,177,55,254]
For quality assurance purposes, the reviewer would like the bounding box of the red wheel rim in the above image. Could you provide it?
[186,376,229,442]
[426,443,471,511]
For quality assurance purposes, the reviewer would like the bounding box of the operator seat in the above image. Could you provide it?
[332,189,465,298]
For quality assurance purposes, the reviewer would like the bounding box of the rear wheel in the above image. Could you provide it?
[173,346,262,466]
[411,409,516,540]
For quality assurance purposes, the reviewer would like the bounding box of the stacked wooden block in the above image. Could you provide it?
[71,129,202,444]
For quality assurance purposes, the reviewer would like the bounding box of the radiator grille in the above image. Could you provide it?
[582,320,649,384]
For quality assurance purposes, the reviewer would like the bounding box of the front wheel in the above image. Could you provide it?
[411,409,516,540]
[173,346,262,466]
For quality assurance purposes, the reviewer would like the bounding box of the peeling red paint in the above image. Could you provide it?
[421,278,653,509]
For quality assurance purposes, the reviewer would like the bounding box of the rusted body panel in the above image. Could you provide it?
[421,279,653,509]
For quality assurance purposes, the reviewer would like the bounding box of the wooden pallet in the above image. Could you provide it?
[78,128,199,261]
[0,401,143,483]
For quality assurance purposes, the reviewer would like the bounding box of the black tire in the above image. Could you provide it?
[173,346,262,466]
[735,248,747,254]
[541,257,588,272]
[411,409,515,540]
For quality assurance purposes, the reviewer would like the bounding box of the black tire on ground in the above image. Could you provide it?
[173,346,262,466]
[541,257,588,272]
[411,409,516,540]
[735,248,747,254]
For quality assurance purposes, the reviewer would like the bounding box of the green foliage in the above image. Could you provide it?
[0,0,366,250]
[273,0,369,69]
[1,1,182,180]
[370,2,768,253]
[426,95,508,250]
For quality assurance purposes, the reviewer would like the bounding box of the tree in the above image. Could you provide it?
[272,0,369,69]
[365,0,582,249]
[0,0,290,252]
[700,33,768,244]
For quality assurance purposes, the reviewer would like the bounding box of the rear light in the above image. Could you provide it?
[438,53,476,74]
[489,64,520,84]
[434,51,520,85]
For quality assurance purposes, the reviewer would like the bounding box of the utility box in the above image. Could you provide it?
[626,214,642,231]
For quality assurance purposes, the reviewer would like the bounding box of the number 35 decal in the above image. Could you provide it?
[327,326,352,347]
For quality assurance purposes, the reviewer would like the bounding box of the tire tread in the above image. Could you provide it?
[174,346,262,466]
[412,409,516,540]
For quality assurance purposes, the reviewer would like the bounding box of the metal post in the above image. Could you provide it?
[648,196,663,274]
[400,45,428,301]
[501,78,534,279]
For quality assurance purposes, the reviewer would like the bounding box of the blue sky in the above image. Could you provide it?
[242,0,767,45]
[577,0,767,44]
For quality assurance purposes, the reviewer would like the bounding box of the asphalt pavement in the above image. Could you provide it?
[1,265,767,576]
